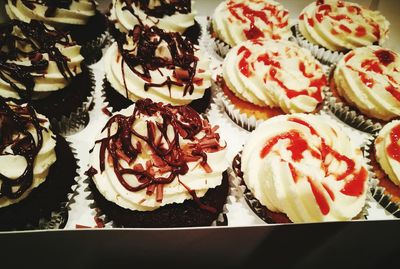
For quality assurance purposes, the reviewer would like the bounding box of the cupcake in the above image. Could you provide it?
[218,39,326,130]
[211,0,292,57]
[236,114,369,223]
[370,120,400,216]
[330,46,400,127]
[108,0,201,44]
[103,25,211,113]
[0,98,77,231]
[296,0,390,64]
[0,20,94,134]
[5,0,108,64]
[88,99,229,228]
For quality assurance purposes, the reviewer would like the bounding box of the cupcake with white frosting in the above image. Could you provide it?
[103,25,212,113]
[108,0,201,44]
[211,0,292,57]
[369,120,400,217]
[0,20,94,133]
[0,98,78,231]
[5,0,108,63]
[88,99,229,228]
[329,46,400,130]
[218,39,326,130]
[234,114,369,223]
[296,0,390,64]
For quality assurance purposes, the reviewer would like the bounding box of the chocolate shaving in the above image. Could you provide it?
[0,20,76,101]
[0,97,44,200]
[119,0,191,18]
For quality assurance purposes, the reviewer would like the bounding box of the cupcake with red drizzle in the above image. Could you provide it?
[211,0,292,57]
[108,0,201,44]
[329,46,400,130]
[234,114,368,223]
[0,97,78,231]
[88,99,229,228]
[6,0,108,64]
[0,20,94,134]
[218,39,326,130]
[369,120,400,217]
[103,25,211,113]
[296,0,389,64]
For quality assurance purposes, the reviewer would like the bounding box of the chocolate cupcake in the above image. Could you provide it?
[103,25,211,113]
[235,114,369,223]
[5,0,108,64]
[210,0,292,57]
[369,120,400,217]
[217,39,326,130]
[88,99,229,228]
[328,46,400,131]
[0,20,94,134]
[0,98,78,231]
[108,0,201,44]
[296,0,390,64]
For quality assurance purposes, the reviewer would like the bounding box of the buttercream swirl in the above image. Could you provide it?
[242,114,368,223]
[334,46,400,121]
[223,39,326,114]
[298,0,389,52]
[375,120,400,186]
[6,0,96,27]
[212,0,291,47]
[90,99,227,211]
[0,98,56,208]
[0,20,83,100]
[104,25,211,106]
[109,0,196,34]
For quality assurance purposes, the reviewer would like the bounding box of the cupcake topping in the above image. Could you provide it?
[223,39,326,113]
[12,0,95,17]
[242,114,368,222]
[117,25,199,98]
[334,46,400,121]
[212,0,291,47]
[119,0,191,18]
[94,99,225,209]
[298,0,389,51]
[0,20,80,100]
[0,97,42,200]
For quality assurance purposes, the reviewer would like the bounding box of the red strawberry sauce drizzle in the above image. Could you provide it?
[258,117,367,215]
[95,99,225,212]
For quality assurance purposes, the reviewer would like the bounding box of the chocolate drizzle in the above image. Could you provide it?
[120,0,191,18]
[96,99,225,211]
[117,25,198,98]
[13,0,95,17]
[0,97,43,200]
[0,20,76,101]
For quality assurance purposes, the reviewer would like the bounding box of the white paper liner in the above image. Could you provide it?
[364,135,400,218]
[205,18,232,59]
[294,24,344,65]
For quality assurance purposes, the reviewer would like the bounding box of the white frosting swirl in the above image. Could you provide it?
[212,0,292,47]
[109,0,196,34]
[90,104,228,211]
[0,23,83,100]
[223,39,325,114]
[298,0,390,51]
[6,0,96,26]
[242,114,368,223]
[104,41,211,106]
[334,46,400,121]
[0,102,57,208]
[375,120,400,186]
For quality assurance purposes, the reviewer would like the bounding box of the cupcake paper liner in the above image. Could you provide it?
[364,135,400,218]
[206,19,232,59]
[81,31,113,65]
[231,152,370,224]
[323,86,383,134]
[293,25,344,65]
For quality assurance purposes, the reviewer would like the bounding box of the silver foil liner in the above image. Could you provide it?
[231,152,370,224]
[51,67,96,136]
[294,24,344,65]
[364,134,400,218]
